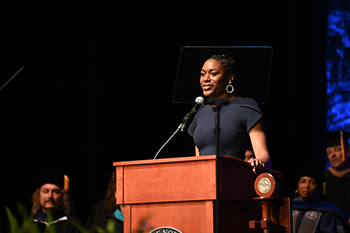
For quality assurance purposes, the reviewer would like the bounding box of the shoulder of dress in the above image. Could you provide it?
[235,97,262,114]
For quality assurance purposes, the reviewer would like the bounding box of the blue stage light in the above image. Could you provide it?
[326,6,350,132]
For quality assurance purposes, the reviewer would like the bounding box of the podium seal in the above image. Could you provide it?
[254,173,276,197]
[150,227,182,233]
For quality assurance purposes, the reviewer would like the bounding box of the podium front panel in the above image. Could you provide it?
[115,156,217,204]
[125,201,214,232]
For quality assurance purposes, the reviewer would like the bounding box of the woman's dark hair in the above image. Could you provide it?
[104,170,117,214]
[209,54,236,75]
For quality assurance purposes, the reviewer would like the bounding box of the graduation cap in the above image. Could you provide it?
[36,170,70,192]
[325,131,350,162]
[325,131,350,147]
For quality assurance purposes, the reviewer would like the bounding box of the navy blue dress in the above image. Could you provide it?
[188,96,262,159]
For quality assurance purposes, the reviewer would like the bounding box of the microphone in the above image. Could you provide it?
[179,96,204,132]
[153,96,204,159]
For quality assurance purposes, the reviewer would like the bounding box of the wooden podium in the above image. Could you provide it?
[113,155,290,233]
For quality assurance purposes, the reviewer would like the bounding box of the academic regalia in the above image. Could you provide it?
[86,199,123,233]
[292,199,350,233]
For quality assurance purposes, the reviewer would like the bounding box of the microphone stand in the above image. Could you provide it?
[153,125,182,160]
[206,97,230,233]
[0,66,24,91]
[153,98,203,160]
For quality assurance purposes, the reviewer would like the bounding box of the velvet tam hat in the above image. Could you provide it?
[36,170,70,191]
[296,166,324,190]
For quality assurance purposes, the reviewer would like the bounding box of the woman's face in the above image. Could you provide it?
[298,176,319,201]
[200,59,234,98]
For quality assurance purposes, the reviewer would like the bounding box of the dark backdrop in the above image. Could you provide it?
[0,0,328,227]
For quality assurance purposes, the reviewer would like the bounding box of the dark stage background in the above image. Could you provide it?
[0,0,328,227]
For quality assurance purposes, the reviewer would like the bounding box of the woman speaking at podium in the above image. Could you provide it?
[188,54,271,173]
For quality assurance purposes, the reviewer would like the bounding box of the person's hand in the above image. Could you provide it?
[247,158,265,173]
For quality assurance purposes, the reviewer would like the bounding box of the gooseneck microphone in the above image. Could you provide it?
[179,96,204,132]
[153,96,204,159]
